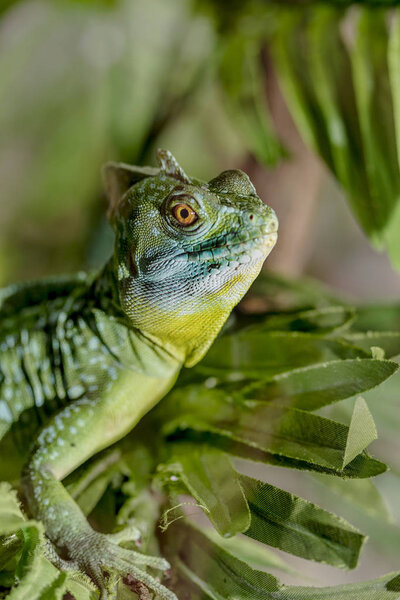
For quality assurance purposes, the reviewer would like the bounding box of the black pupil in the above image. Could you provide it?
[180,208,189,219]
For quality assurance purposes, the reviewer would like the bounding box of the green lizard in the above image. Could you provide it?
[0,150,278,599]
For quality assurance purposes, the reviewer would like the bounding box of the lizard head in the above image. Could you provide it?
[103,149,278,366]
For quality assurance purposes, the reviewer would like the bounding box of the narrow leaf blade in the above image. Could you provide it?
[166,446,250,537]
[162,388,387,476]
[197,331,368,379]
[227,359,398,411]
[240,474,365,569]
[258,306,354,334]
[164,520,282,599]
[343,332,400,358]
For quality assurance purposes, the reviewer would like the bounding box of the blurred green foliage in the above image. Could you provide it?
[0,0,243,282]
[4,0,400,281]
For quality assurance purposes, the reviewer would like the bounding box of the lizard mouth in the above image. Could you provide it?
[145,227,277,279]
[185,231,278,263]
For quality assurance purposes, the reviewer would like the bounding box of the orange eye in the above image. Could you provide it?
[171,203,198,227]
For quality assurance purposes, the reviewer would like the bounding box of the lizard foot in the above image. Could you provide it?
[59,530,177,600]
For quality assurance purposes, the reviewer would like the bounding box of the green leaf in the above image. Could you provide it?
[165,520,282,599]
[196,331,368,379]
[64,579,97,600]
[240,474,365,569]
[257,306,354,334]
[0,483,30,535]
[349,8,400,254]
[219,33,285,166]
[353,303,400,332]
[307,7,383,239]
[389,8,400,166]
[343,397,377,468]
[0,534,22,570]
[0,484,63,599]
[306,8,361,221]
[163,446,250,537]
[343,331,400,359]
[220,358,398,411]
[386,9,400,268]
[163,519,400,600]
[0,534,23,588]
[162,388,386,475]
[204,529,300,576]
[269,9,335,168]
[279,573,400,600]
[171,430,385,479]
[223,306,354,339]
[7,526,64,600]
[281,574,400,600]
[269,6,400,261]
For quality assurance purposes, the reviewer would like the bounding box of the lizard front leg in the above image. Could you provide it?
[21,383,177,600]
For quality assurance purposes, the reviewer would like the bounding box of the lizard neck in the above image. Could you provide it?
[92,258,224,368]
[91,258,185,369]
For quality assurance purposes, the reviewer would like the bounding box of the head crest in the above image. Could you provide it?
[103,149,190,221]
[156,149,191,184]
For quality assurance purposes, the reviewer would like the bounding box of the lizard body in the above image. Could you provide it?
[0,150,278,599]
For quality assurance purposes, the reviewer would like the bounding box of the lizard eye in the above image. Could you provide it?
[171,202,198,227]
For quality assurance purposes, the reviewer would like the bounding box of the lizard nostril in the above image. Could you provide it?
[249,214,254,221]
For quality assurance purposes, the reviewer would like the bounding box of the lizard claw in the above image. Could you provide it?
[123,575,153,600]
[63,530,176,600]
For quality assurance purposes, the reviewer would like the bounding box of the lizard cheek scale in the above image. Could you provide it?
[0,149,277,600]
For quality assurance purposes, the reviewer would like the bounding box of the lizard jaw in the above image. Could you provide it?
[184,231,278,264]
[143,230,277,281]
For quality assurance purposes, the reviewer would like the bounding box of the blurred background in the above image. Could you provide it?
[2,0,400,299]
[1,0,400,591]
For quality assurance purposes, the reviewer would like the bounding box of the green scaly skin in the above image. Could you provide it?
[0,150,278,599]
